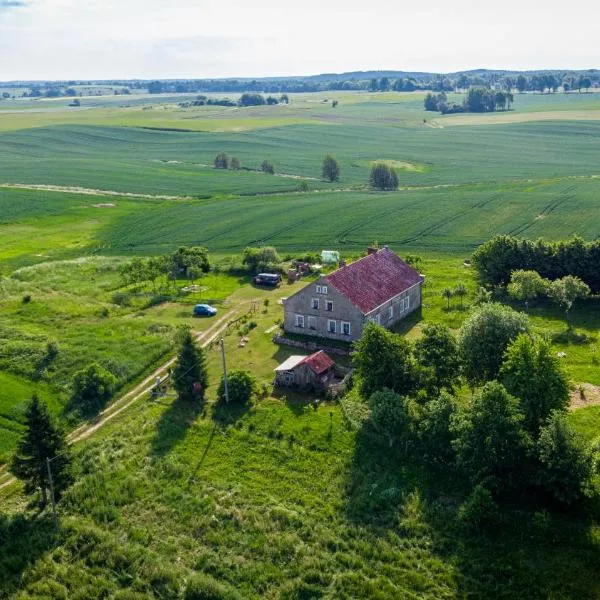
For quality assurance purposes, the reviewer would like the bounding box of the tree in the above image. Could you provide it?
[500,334,570,434]
[239,93,266,106]
[352,323,420,398]
[579,77,592,92]
[242,246,281,273]
[11,395,72,504]
[441,287,453,309]
[218,370,255,404]
[420,391,457,463]
[516,75,528,93]
[536,411,594,505]
[230,157,241,170]
[454,283,467,309]
[171,246,210,279]
[214,153,229,169]
[322,154,340,182]
[369,162,398,190]
[458,303,529,385]
[173,328,208,402]
[451,381,532,488]
[261,160,275,174]
[266,96,279,105]
[507,269,548,309]
[71,363,117,414]
[369,389,412,448]
[414,324,461,392]
[548,275,590,326]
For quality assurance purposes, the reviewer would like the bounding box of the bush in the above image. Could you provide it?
[184,573,243,600]
[229,157,240,170]
[70,363,117,414]
[22,294,31,304]
[218,370,255,404]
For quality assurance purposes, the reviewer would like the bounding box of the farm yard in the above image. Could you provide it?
[2,88,600,598]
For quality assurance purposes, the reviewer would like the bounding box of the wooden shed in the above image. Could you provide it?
[274,350,335,390]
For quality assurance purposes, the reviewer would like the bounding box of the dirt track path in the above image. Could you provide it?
[0,308,239,493]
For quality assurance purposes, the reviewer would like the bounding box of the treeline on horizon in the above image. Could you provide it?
[3,69,598,97]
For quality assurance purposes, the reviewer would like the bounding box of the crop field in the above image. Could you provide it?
[1,89,600,598]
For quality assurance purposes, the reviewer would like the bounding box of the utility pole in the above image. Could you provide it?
[220,338,229,404]
[46,457,59,531]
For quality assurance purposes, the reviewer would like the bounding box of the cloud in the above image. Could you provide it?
[0,0,28,7]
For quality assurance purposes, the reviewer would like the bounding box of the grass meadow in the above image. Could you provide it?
[1,89,600,598]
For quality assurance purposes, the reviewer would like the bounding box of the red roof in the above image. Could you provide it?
[326,247,423,313]
[300,351,335,375]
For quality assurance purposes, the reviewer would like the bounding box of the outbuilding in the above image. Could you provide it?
[274,350,336,390]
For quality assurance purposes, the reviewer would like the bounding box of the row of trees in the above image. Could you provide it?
[119,246,211,292]
[425,89,514,114]
[353,304,595,515]
[473,235,600,294]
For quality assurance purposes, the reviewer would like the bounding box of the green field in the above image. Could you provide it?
[1,89,600,598]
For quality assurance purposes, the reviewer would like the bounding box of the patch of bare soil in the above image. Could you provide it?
[570,383,600,410]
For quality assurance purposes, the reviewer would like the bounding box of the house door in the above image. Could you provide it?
[284,371,295,386]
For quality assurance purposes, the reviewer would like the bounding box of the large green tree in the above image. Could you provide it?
[11,395,72,504]
[414,324,461,392]
[242,246,281,274]
[369,388,413,448]
[369,163,398,190]
[507,270,548,309]
[458,303,529,385]
[548,275,590,326]
[173,328,208,402]
[218,370,255,404]
[500,334,570,434]
[536,411,594,505]
[353,323,420,398]
[420,391,457,463]
[451,381,532,488]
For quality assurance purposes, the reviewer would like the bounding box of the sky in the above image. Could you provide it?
[0,0,598,81]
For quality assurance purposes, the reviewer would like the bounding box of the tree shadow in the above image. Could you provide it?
[150,396,204,457]
[210,399,253,426]
[344,423,600,598]
[0,511,58,596]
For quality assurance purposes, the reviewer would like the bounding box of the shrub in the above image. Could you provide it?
[229,157,240,170]
[218,370,255,404]
[22,294,31,304]
[184,573,243,600]
[70,363,117,414]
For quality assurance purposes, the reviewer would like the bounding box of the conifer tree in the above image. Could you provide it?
[11,394,72,505]
[173,328,208,402]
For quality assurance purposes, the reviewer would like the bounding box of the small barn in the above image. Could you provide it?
[274,350,335,390]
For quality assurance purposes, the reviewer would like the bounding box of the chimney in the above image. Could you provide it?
[367,247,378,255]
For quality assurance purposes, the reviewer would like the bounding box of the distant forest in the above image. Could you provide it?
[1,69,598,98]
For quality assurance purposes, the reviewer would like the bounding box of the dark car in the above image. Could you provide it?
[193,304,217,317]
[253,273,281,287]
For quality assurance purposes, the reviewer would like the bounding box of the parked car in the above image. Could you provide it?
[253,273,281,287]
[193,304,217,317]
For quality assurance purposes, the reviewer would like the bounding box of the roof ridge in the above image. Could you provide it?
[325,247,389,280]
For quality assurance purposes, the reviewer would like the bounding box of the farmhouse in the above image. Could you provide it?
[283,246,423,342]
[274,350,336,389]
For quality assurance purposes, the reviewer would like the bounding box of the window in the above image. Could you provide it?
[387,305,394,320]
[295,314,305,328]
[341,321,351,336]
[400,298,406,313]
[327,319,337,333]
[370,314,381,325]
[311,298,319,310]
[326,300,333,312]
[405,296,410,311]
[316,285,328,294]
[308,316,316,330]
